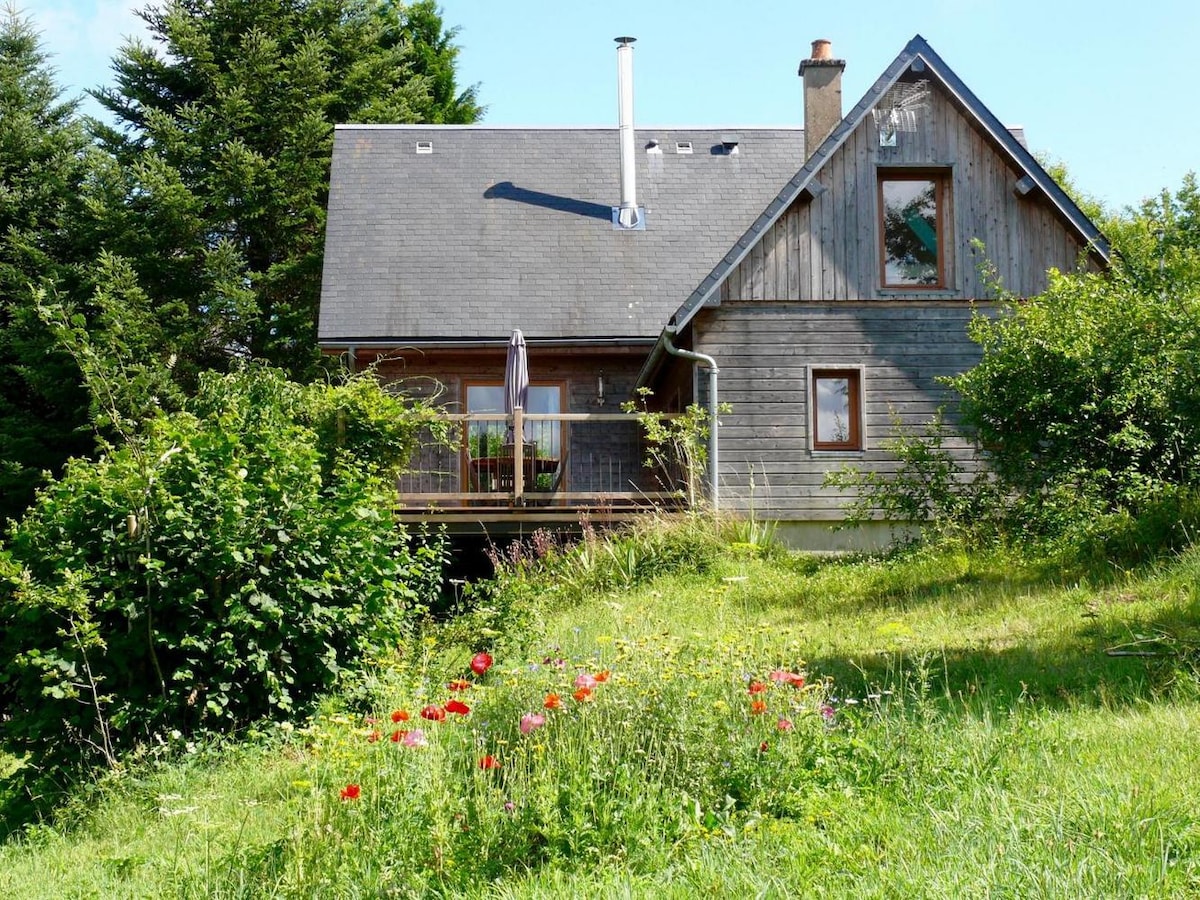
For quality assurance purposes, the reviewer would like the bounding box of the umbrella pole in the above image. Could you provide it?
[513,406,525,504]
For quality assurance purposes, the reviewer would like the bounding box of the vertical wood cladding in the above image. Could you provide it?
[719,81,1093,304]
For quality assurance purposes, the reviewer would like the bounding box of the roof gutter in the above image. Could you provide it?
[661,326,720,510]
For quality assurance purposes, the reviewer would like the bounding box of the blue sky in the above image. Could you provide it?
[19,0,1200,212]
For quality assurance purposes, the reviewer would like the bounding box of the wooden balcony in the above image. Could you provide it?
[396,409,686,533]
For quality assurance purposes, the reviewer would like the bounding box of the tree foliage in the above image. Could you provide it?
[0,364,445,773]
[951,175,1200,516]
[91,0,481,381]
[0,10,95,521]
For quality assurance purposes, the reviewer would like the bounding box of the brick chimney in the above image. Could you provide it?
[798,39,846,158]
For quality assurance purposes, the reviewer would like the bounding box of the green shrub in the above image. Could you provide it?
[824,411,1001,544]
[0,366,445,773]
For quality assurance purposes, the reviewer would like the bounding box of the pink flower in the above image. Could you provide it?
[820,705,836,722]
[520,713,546,735]
[776,718,794,731]
[574,673,597,691]
[401,729,428,748]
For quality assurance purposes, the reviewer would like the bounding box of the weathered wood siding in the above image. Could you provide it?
[720,79,1093,304]
[691,303,985,520]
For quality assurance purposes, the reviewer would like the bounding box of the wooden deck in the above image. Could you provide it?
[396,408,686,534]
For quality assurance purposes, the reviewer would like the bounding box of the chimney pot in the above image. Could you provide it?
[811,39,832,60]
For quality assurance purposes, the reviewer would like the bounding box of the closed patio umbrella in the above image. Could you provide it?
[504,328,529,442]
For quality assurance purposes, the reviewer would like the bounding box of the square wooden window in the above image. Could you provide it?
[878,171,947,288]
[811,369,862,451]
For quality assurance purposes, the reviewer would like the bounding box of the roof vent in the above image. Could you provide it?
[415,141,433,154]
[675,141,693,154]
[720,134,740,154]
[646,139,662,154]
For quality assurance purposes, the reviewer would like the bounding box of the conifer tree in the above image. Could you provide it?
[92,0,481,381]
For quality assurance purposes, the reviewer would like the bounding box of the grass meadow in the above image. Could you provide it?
[1,532,1199,897]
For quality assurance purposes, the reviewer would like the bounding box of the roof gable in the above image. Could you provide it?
[665,34,1111,334]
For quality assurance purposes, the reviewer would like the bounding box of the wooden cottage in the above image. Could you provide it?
[317,35,1108,546]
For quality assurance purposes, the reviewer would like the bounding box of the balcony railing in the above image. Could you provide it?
[397,408,686,516]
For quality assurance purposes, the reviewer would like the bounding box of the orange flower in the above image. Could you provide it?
[478,755,501,770]
[544,692,563,710]
[594,670,611,683]
[391,709,410,723]
[390,729,408,742]
[750,699,768,715]
[367,730,381,743]
[748,681,767,694]
[572,687,594,703]
[340,784,361,800]
[445,699,470,715]
[448,679,471,692]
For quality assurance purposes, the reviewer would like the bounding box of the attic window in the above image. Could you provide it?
[675,141,693,154]
[415,141,433,154]
[878,169,947,288]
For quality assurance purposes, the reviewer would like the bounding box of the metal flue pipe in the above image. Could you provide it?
[615,36,640,229]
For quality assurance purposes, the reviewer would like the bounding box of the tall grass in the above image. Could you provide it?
[2,529,1199,897]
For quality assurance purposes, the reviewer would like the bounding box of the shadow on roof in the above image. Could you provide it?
[483,182,611,221]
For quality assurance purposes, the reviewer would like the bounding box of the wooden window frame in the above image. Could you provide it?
[809,367,864,452]
[877,168,948,290]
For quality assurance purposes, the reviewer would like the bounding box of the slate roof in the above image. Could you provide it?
[318,125,805,345]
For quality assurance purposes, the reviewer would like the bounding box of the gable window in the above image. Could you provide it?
[810,368,863,451]
[878,170,947,288]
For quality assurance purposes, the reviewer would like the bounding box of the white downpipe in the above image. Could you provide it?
[615,37,640,229]
[662,328,719,509]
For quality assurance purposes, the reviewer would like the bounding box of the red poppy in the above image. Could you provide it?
[770,669,805,688]
[543,692,563,710]
[750,699,768,715]
[391,709,410,723]
[748,681,767,694]
[593,670,611,683]
[390,729,408,742]
[572,687,593,703]
[446,699,470,715]
[420,704,446,722]
[448,679,471,692]
[340,784,361,800]
[367,730,381,743]
[478,754,501,769]
[470,652,494,675]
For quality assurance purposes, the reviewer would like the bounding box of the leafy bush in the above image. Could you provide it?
[0,366,445,772]
[951,177,1200,530]
[824,411,1000,543]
